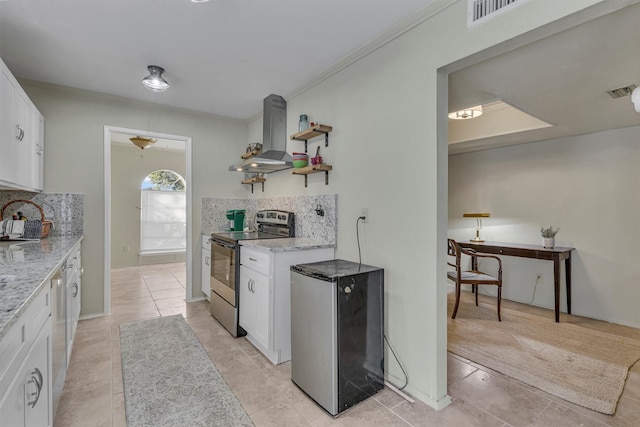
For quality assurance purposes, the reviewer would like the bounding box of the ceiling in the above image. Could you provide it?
[0,0,436,120]
[2,1,639,154]
[448,2,640,154]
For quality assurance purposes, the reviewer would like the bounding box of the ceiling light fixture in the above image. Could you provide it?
[130,136,157,150]
[448,105,483,120]
[632,87,640,113]
[141,65,169,92]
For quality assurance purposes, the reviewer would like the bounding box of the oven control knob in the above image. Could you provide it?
[344,286,352,294]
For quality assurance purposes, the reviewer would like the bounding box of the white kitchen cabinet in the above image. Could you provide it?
[239,264,270,350]
[239,245,334,364]
[31,111,44,190]
[201,234,211,300]
[0,286,53,427]
[0,57,44,192]
[65,243,82,360]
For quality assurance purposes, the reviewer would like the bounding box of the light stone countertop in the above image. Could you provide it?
[240,237,335,252]
[0,235,84,340]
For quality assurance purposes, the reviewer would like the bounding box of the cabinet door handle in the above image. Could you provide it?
[72,282,79,297]
[27,367,43,408]
[249,257,258,262]
[248,278,252,292]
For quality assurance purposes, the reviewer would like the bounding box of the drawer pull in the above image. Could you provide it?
[249,257,258,262]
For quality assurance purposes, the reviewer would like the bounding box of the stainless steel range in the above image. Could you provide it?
[209,210,295,337]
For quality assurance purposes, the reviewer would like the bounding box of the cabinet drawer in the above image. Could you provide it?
[0,284,50,393]
[241,248,271,276]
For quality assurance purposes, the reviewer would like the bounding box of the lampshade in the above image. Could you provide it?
[632,87,640,113]
[142,65,169,92]
[463,213,490,218]
[448,105,483,120]
[130,136,157,150]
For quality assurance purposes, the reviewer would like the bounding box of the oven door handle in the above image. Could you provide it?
[210,239,236,250]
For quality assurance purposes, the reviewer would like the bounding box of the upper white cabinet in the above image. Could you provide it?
[0,57,44,192]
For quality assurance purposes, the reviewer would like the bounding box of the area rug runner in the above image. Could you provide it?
[119,315,254,427]
[448,299,640,414]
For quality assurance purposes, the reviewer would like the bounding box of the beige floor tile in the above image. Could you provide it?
[372,387,407,410]
[54,389,112,427]
[391,398,504,427]
[112,392,127,427]
[143,275,180,285]
[150,287,186,300]
[448,353,478,386]
[146,280,184,292]
[153,296,186,309]
[251,401,313,427]
[528,401,610,427]
[158,300,210,318]
[448,369,551,427]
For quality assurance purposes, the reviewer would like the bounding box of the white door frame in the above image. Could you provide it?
[103,125,193,315]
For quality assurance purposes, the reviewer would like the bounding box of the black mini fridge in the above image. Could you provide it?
[290,259,384,416]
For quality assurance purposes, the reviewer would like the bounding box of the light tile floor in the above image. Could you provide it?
[54,263,640,426]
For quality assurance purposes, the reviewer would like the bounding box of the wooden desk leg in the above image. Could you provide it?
[565,255,572,315]
[553,254,561,322]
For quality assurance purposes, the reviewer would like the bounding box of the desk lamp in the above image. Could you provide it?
[463,213,490,242]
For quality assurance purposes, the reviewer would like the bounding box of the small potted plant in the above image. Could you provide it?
[540,226,559,248]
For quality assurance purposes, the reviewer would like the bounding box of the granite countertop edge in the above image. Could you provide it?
[240,237,336,252]
[0,235,84,341]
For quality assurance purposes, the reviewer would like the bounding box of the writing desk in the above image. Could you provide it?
[457,241,575,322]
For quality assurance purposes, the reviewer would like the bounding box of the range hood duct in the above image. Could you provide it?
[229,94,293,173]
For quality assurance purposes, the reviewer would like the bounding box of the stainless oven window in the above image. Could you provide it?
[210,240,236,306]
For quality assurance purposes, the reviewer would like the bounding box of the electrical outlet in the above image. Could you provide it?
[361,208,368,223]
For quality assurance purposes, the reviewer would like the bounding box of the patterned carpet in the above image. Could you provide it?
[119,315,254,427]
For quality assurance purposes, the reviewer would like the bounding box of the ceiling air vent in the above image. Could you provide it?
[606,84,637,99]
[468,0,528,27]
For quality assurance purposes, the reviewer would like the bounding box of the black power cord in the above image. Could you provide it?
[355,215,409,391]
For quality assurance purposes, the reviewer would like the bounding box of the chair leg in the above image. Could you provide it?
[497,285,502,321]
[475,284,479,306]
[452,282,461,319]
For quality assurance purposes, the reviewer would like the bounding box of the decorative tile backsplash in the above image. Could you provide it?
[202,194,337,244]
[0,191,84,236]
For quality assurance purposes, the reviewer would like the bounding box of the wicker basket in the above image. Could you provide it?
[1,199,52,238]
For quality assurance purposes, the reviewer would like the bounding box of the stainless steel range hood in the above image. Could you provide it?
[229,94,293,173]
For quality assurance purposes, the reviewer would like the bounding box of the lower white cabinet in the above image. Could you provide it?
[201,234,211,300]
[239,245,334,364]
[239,265,270,349]
[65,243,82,360]
[0,286,52,427]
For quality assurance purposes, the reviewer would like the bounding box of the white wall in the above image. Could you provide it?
[449,125,640,328]
[239,0,612,409]
[111,144,187,267]
[21,82,248,315]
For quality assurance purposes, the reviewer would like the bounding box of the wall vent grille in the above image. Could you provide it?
[468,0,527,27]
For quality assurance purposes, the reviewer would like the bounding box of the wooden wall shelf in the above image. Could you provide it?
[290,164,332,187]
[241,149,262,159]
[290,124,333,152]
[242,177,266,193]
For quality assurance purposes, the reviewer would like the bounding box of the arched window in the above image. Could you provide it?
[140,170,186,254]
